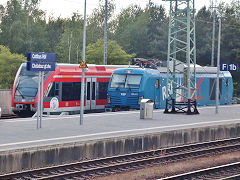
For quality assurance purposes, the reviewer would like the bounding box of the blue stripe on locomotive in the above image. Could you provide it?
[107,68,233,109]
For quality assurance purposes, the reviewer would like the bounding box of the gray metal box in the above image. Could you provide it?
[140,99,153,119]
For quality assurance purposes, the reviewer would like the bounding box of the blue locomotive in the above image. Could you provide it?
[107,66,233,110]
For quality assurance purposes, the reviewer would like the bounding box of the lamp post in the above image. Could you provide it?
[216,17,221,114]
[104,0,108,65]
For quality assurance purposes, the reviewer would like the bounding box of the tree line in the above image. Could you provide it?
[0,0,239,97]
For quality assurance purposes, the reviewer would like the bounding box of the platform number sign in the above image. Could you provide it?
[220,63,238,71]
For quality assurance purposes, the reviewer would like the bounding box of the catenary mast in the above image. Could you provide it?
[163,0,199,114]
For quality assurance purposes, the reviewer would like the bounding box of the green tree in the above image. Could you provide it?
[218,1,240,96]
[46,17,65,53]
[112,4,143,48]
[195,6,212,66]
[146,2,168,59]
[113,2,168,59]
[56,13,84,63]
[86,39,135,65]
[87,0,115,44]
[0,45,25,89]
[0,0,48,54]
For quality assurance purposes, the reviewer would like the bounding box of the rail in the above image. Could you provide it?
[162,162,240,180]
[1,137,240,179]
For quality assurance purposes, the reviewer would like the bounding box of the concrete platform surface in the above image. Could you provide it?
[0,104,239,151]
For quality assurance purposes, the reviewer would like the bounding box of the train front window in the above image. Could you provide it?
[110,74,142,89]
[110,74,126,88]
[125,75,142,89]
[15,64,39,98]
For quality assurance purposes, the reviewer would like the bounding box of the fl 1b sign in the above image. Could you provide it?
[220,63,238,71]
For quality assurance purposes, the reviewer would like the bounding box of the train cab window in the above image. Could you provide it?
[62,82,81,101]
[125,75,142,88]
[97,82,108,100]
[44,82,53,97]
[45,82,59,97]
[110,74,126,88]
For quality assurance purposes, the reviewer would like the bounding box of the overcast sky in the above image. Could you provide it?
[2,0,231,18]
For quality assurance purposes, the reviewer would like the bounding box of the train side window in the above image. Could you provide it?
[156,79,159,89]
[92,82,96,100]
[96,82,108,100]
[62,82,81,101]
[55,82,59,96]
[87,82,90,100]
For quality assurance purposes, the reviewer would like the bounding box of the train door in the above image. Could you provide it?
[86,77,96,110]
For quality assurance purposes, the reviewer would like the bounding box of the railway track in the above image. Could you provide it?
[1,137,240,179]
[162,162,240,180]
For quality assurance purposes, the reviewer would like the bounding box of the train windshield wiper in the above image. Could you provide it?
[15,89,25,99]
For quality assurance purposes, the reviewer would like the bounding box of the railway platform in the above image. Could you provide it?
[0,104,240,174]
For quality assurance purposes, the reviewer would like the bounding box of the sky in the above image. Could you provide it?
[1,0,232,18]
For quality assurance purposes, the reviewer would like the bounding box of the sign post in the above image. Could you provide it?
[27,52,56,128]
[79,60,87,125]
[80,0,87,126]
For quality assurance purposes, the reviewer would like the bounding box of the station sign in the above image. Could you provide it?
[27,62,56,71]
[27,52,56,62]
[220,63,238,71]
[27,52,56,71]
[26,52,57,129]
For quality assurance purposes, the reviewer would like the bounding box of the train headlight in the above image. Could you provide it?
[138,96,144,104]
[107,95,111,104]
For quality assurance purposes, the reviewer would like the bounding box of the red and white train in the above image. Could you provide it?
[11,63,130,116]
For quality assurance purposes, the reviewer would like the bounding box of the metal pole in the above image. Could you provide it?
[80,0,87,125]
[164,0,172,113]
[68,32,72,64]
[211,9,216,67]
[104,0,108,65]
[77,44,79,63]
[40,71,44,128]
[186,1,191,100]
[37,71,40,129]
[216,17,221,114]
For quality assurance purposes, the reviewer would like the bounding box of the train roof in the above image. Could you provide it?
[131,59,232,75]
[113,67,160,76]
[20,62,138,75]
[113,65,232,78]
[55,63,137,68]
